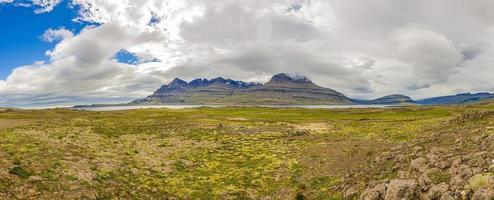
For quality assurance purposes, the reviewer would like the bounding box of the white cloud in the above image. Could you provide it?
[0,22,168,107]
[41,28,73,42]
[1,0,62,13]
[2,0,494,106]
[32,0,62,13]
[390,24,464,89]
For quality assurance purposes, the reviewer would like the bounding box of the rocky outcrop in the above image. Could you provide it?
[384,180,419,200]
[360,149,494,199]
[356,111,494,200]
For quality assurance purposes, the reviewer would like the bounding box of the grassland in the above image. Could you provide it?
[0,104,493,199]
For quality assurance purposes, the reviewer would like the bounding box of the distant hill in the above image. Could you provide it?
[132,73,414,105]
[416,93,494,105]
[352,94,416,105]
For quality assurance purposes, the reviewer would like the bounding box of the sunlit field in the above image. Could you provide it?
[1,104,494,199]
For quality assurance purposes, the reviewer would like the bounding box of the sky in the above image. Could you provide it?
[1,0,494,107]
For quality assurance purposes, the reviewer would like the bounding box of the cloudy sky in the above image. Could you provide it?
[1,0,494,107]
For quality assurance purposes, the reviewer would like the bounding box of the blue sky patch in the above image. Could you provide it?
[114,50,140,65]
[0,1,86,79]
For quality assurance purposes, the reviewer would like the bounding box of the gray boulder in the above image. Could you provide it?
[360,182,387,200]
[410,157,429,173]
[384,180,418,200]
[471,189,494,200]
[426,183,450,200]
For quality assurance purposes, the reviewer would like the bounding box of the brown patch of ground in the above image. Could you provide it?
[227,117,249,121]
[295,122,331,131]
[299,138,390,178]
[0,120,31,130]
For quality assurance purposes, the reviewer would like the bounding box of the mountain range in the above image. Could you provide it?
[130,73,494,106]
[416,92,494,105]
[132,73,418,105]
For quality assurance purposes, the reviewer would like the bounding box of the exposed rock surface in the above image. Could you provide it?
[356,111,494,200]
[384,180,418,200]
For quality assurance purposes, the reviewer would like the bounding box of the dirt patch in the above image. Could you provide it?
[0,120,31,130]
[227,117,249,121]
[295,123,331,131]
[299,138,390,178]
[63,158,96,182]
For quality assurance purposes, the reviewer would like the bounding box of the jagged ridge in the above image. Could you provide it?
[133,73,414,105]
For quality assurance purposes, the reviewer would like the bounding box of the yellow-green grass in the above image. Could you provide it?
[0,105,489,199]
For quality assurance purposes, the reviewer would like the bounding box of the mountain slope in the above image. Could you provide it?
[352,94,416,105]
[133,73,353,105]
[416,93,494,105]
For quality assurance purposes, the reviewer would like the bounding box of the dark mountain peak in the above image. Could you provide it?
[189,78,209,87]
[269,73,312,84]
[271,73,291,81]
[169,78,187,87]
[374,94,415,103]
[379,94,411,99]
[352,94,415,105]
[210,77,227,83]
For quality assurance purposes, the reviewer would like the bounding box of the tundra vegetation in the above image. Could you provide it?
[1,103,494,199]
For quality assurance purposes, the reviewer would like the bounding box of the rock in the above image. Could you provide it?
[426,154,439,166]
[397,170,409,179]
[343,185,359,199]
[360,182,387,200]
[28,175,42,182]
[489,165,494,173]
[384,180,418,200]
[413,146,423,154]
[469,156,487,168]
[471,189,494,200]
[472,167,484,175]
[460,190,470,200]
[429,147,444,155]
[452,157,464,167]
[467,173,494,192]
[473,135,485,144]
[410,157,429,173]
[395,155,407,163]
[450,164,474,179]
[449,176,467,197]
[484,134,494,143]
[436,160,451,170]
[418,173,432,191]
[440,193,455,200]
[426,183,450,200]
